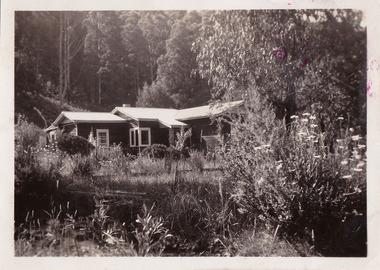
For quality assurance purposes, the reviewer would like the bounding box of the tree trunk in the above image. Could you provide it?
[59,12,63,103]
[63,13,68,101]
[66,13,71,103]
[98,73,101,105]
[135,67,139,95]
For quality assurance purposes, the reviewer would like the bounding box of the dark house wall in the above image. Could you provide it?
[181,118,215,149]
[136,120,171,146]
[55,115,232,154]
[77,122,131,147]
[183,117,231,150]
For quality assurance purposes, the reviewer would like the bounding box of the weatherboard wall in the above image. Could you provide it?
[77,122,131,147]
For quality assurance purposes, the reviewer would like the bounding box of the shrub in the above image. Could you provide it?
[219,95,366,256]
[173,127,192,152]
[71,154,97,179]
[56,133,94,156]
[14,152,61,224]
[15,115,46,151]
[141,144,168,159]
[131,156,166,175]
[95,144,131,176]
[133,203,172,256]
[34,142,68,172]
[187,150,205,172]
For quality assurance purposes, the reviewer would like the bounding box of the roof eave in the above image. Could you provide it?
[111,107,139,121]
[53,112,73,126]
[74,120,127,123]
[44,125,58,133]
[158,119,188,128]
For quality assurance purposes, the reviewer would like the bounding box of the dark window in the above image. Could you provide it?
[141,130,149,145]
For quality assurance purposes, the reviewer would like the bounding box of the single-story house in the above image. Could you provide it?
[45,100,244,153]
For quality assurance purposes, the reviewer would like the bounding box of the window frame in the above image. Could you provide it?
[50,131,56,141]
[138,127,151,147]
[129,128,136,147]
[129,127,151,147]
[96,129,109,148]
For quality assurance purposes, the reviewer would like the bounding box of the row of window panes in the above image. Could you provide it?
[129,128,151,147]
[50,128,151,148]
[97,129,109,147]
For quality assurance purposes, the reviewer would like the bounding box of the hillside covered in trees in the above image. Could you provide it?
[15,11,212,127]
[15,10,366,133]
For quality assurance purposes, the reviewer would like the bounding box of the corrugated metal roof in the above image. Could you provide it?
[54,111,127,125]
[174,100,244,121]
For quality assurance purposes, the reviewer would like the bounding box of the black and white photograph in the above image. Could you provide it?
[1,0,380,269]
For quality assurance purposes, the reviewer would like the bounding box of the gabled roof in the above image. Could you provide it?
[47,100,244,132]
[53,111,127,126]
[45,125,58,132]
[111,100,244,128]
[111,107,187,128]
[174,100,244,121]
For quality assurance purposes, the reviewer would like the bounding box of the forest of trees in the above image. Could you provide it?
[15,10,212,112]
[15,10,366,131]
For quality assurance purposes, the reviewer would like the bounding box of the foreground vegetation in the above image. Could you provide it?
[14,109,366,256]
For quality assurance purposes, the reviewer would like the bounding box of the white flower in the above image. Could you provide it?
[337,117,344,121]
[349,128,354,132]
[354,155,361,160]
[336,139,343,143]
[351,135,362,141]
[290,115,299,119]
[301,118,309,122]
[352,168,362,172]
[343,175,352,179]
[314,155,321,159]
[309,115,316,120]
[302,112,311,116]
[341,160,348,165]
[276,163,283,170]
[310,124,318,128]
[358,144,366,149]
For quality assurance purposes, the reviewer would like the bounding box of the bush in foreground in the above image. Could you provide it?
[219,97,366,256]
[56,133,94,156]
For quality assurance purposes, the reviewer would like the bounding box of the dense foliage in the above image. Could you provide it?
[218,94,366,255]
[56,133,95,156]
[194,10,366,132]
[14,117,366,256]
[15,10,212,121]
